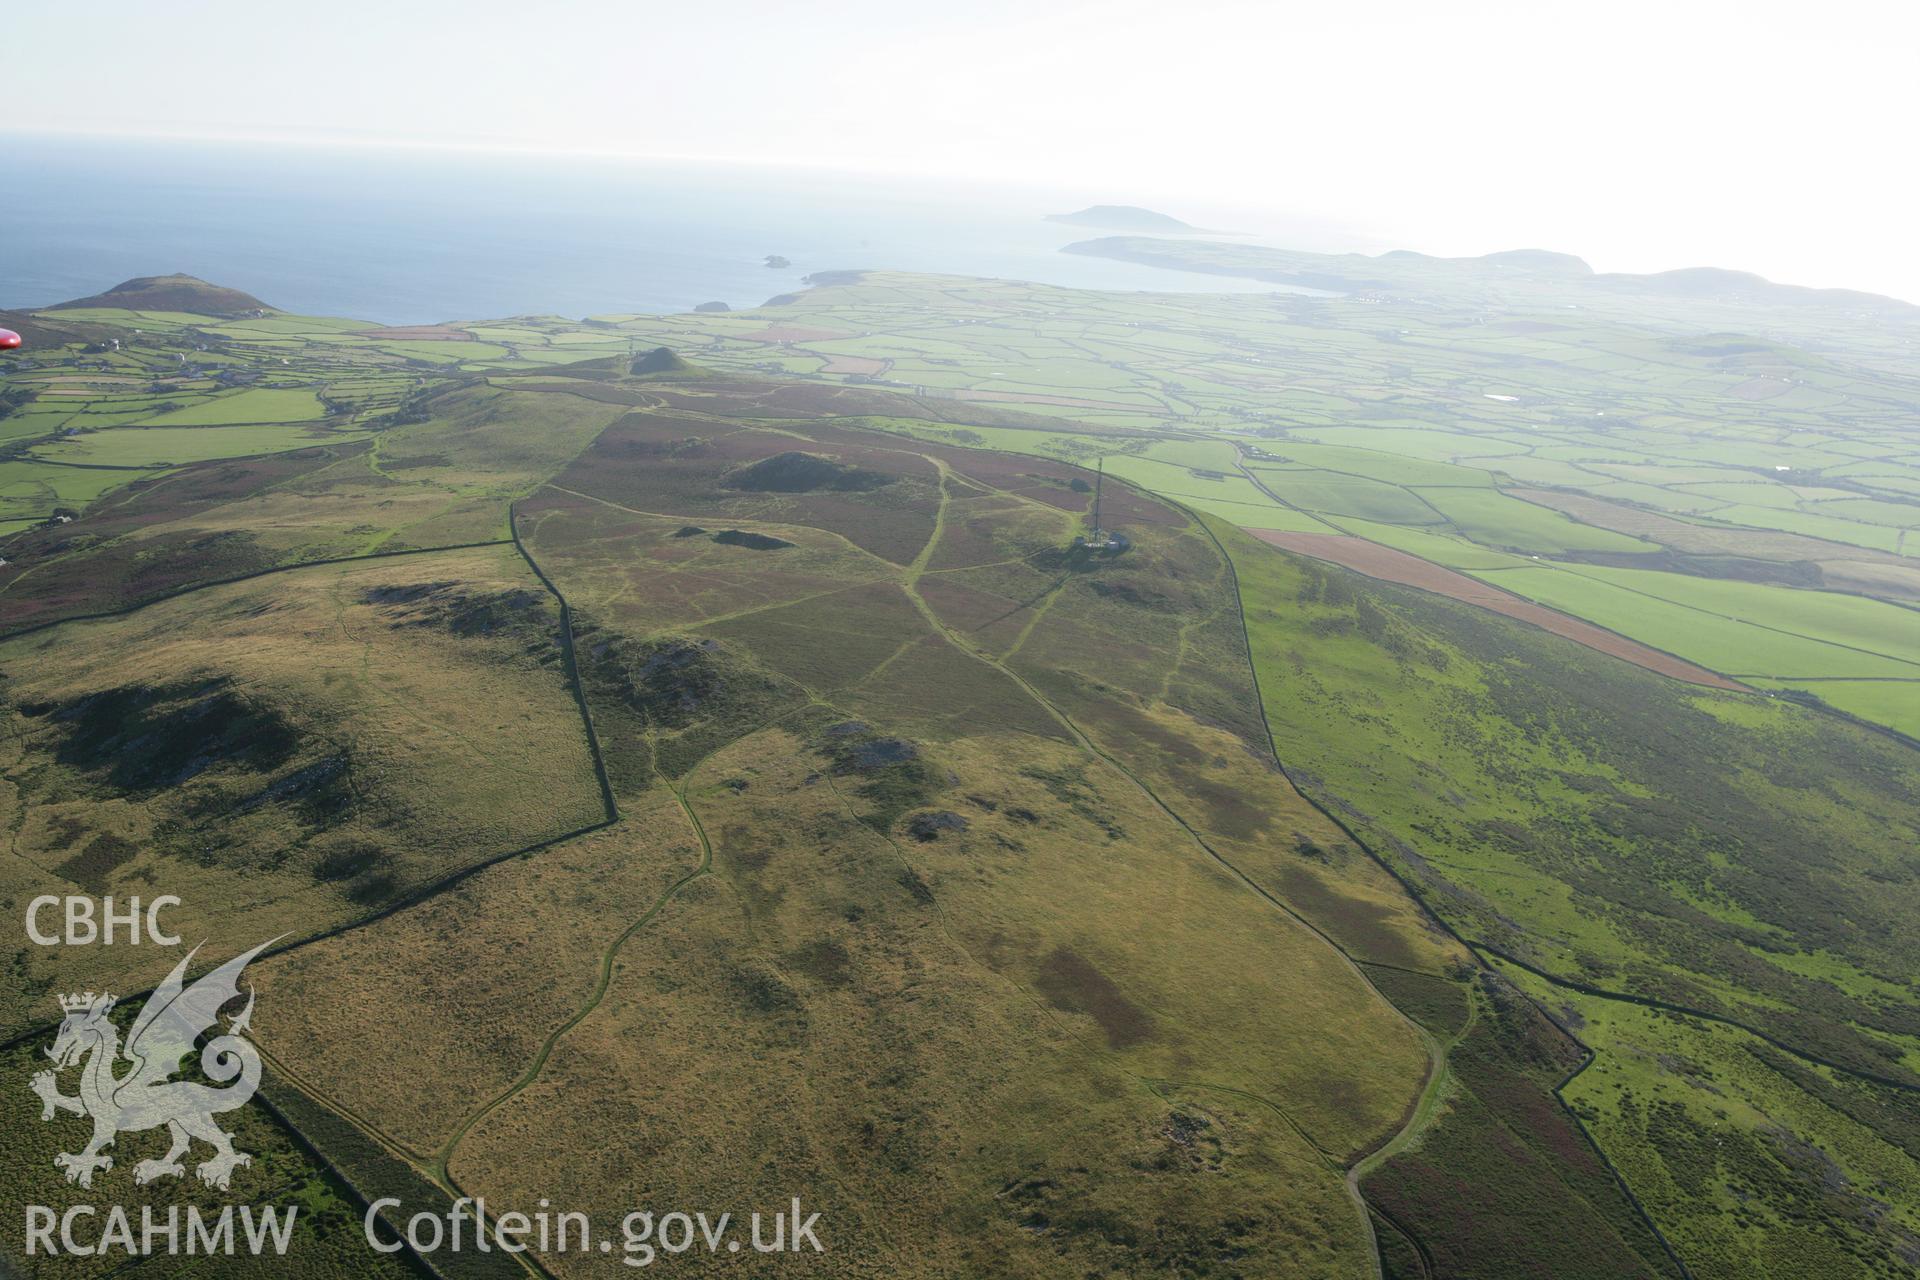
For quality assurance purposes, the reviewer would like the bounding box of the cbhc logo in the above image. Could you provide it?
[25,895,182,945]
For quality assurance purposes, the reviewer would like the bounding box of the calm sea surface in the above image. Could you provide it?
[1,135,1280,324]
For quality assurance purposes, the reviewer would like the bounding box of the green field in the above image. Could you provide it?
[1556,564,1920,660]
[1475,563,1920,732]
[31,422,357,467]
[0,459,162,519]
[135,386,328,424]
[1252,466,1452,524]
[1410,486,1663,555]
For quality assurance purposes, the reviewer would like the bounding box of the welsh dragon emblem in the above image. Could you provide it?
[30,939,278,1191]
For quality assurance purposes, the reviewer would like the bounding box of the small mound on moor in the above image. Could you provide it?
[725,451,893,494]
[711,529,794,551]
[537,347,710,381]
[631,346,696,376]
[50,273,273,317]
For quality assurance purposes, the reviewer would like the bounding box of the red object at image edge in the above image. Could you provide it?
[0,329,21,349]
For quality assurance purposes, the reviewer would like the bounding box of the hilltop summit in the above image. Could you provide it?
[49,274,274,317]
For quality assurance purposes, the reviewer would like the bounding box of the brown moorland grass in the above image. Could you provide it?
[833,625,1067,742]
[1012,517,1271,751]
[912,555,1072,674]
[448,730,1401,1277]
[816,420,1101,512]
[0,384,1482,1275]
[1061,693,1462,976]
[519,489,894,637]
[924,492,1071,573]
[892,733,1423,1157]
[0,544,604,1036]
[917,574,1043,649]
[550,410,943,564]
[251,789,703,1154]
[914,494,1462,975]
[701,579,929,692]
[0,443,374,632]
[541,411,1455,980]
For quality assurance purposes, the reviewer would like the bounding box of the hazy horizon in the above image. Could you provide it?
[1,133,1316,323]
[6,0,1916,303]
[6,125,1914,310]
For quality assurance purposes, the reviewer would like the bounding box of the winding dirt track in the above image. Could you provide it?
[1250,530,1744,691]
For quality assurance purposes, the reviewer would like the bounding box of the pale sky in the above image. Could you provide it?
[7,0,1918,299]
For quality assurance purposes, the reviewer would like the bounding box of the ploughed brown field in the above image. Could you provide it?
[1249,530,1745,690]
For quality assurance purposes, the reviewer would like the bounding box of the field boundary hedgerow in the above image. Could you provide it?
[1475,942,1920,1095]
[1537,1037,1698,1280]
[0,523,626,1059]
[0,537,515,642]
[251,1088,448,1280]
[508,499,618,824]
[0,814,616,1055]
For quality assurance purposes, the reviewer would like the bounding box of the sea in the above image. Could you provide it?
[0,134,1292,325]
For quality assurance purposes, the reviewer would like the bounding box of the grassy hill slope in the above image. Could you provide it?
[1218,518,1920,1277]
[49,273,274,316]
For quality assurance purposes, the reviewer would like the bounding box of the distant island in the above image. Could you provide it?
[765,255,791,269]
[1046,205,1196,232]
[1061,235,1919,312]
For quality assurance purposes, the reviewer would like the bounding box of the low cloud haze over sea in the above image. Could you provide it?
[2,135,1300,324]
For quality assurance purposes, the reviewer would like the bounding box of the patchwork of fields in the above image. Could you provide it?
[2,258,1915,1278]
